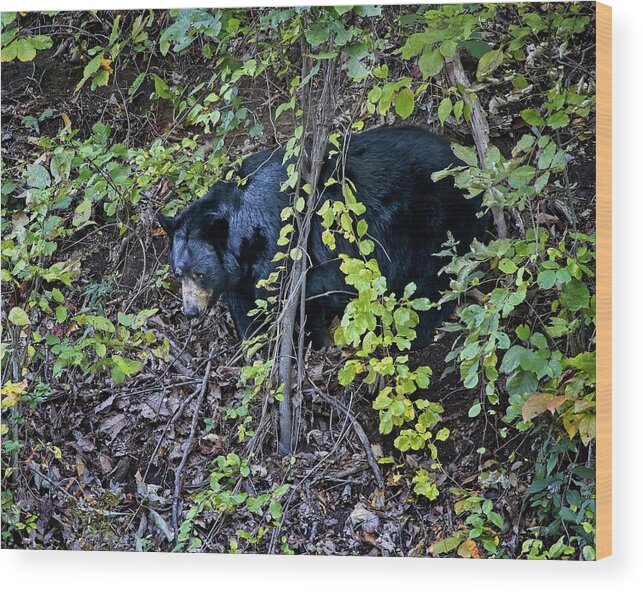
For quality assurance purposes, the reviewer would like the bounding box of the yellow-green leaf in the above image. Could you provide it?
[8,306,30,326]
[395,88,415,120]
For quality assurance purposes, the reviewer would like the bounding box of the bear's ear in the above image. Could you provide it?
[205,215,229,250]
[158,213,177,237]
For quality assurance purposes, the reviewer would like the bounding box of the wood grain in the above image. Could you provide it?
[596,1,612,561]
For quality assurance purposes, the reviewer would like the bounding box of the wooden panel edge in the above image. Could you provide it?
[596,0,612,561]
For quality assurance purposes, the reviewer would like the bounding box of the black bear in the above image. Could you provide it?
[158,125,488,348]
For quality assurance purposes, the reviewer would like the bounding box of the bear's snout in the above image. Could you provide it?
[181,278,211,320]
[183,303,200,318]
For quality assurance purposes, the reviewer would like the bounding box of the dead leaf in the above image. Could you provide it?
[98,413,128,441]
[100,58,114,74]
[546,395,568,413]
[61,112,72,132]
[350,503,379,533]
[464,539,481,558]
[521,394,549,421]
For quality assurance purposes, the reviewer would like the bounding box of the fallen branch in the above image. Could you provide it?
[171,354,213,545]
[306,383,384,488]
[444,51,507,239]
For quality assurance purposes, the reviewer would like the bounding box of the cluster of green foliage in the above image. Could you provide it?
[1,4,597,558]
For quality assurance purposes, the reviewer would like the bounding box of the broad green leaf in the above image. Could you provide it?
[83,53,103,78]
[153,74,172,99]
[117,312,135,327]
[430,535,462,555]
[547,111,570,129]
[394,88,414,119]
[16,38,36,62]
[451,143,478,167]
[1,40,18,62]
[468,402,482,418]
[498,258,518,273]
[418,49,443,78]
[8,306,30,326]
[500,345,525,374]
[537,269,557,289]
[26,163,51,190]
[55,306,67,323]
[476,49,504,80]
[347,56,368,80]
[460,39,492,59]
[305,24,330,46]
[521,108,545,127]
[560,279,590,311]
[30,35,52,50]
[438,98,452,125]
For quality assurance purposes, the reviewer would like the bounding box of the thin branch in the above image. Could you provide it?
[171,354,214,545]
[444,51,508,238]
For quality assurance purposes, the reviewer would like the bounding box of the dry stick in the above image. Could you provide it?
[306,383,384,488]
[444,51,507,239]
[276,55,336,455]
[171,355,213,545]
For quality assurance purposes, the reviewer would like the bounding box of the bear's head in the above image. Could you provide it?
[158,203,235,319]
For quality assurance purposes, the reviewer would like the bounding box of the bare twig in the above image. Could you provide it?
[306,383,384,488]
[171,354,213,545]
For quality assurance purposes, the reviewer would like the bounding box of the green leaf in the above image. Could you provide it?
[111,355,144,384]
[418,49,443,78]
[26,163,51,190]
[560,279,590,311]
[500,345,525,374]
[439,39,458,58]
[30,35,53,51]
[1,12,17,26]
[460,39,492,59]
[438,98,452,125]
[394,88,414,119]
[468,402,482,418]
[451,143,478,167]
[305,24,330,46]
[498,258,518,274]
[55,306,68,323]
[476,49,504,80]
[566,352,596,382]
[347,56,369,80]
[537,269,557,289]
[430,535,462,555]
[521,108,545,127]
[153,74,172,99]
[92,69,109,88]
[15,38,36,62]
[547,111,570,129]
[1,40,18,62]
[8,306,30,326]
[117,312,135,327]
[515,324,531,341]
[83,53,103,78]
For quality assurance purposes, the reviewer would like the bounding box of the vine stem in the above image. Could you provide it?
[276,51,337,455]
[444,50,508,239]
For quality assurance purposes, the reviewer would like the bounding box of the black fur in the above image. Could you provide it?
[159,125,489,347]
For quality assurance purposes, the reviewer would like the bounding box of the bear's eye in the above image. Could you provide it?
[194,273,204,281]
